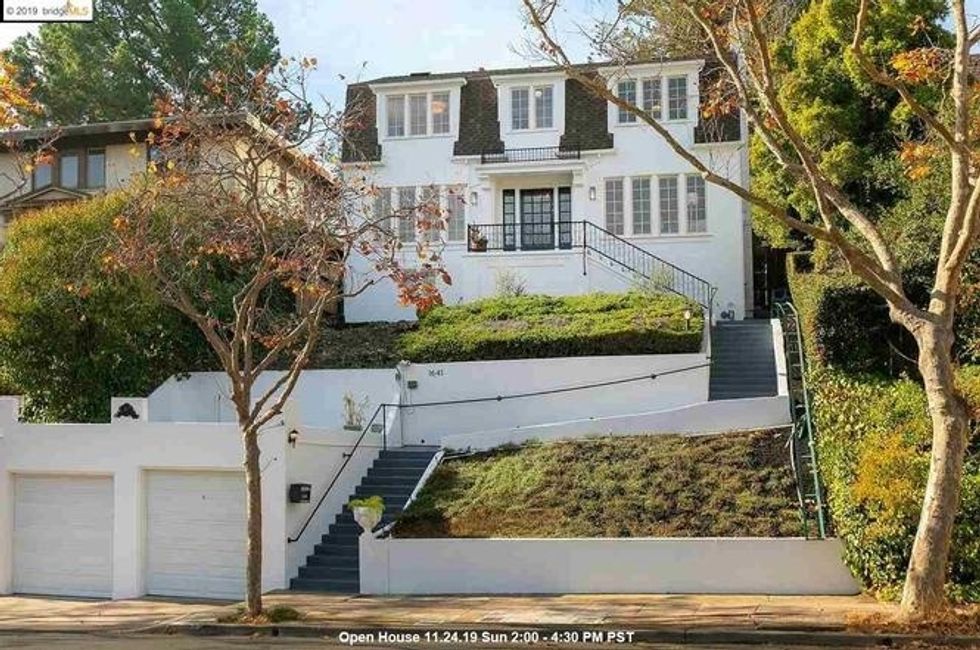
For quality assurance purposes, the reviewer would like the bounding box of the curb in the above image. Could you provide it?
[150,621,980,647]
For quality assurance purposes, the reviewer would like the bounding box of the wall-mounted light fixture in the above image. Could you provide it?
[287,428,299,448]
[588,186,596,201]
[469,191,479,206]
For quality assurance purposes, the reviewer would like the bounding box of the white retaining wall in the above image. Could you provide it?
[148,369,398,429]
[360,536,859,596]
[440,395,791,451]
[395,354,710,446]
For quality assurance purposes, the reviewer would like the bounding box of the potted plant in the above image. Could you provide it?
[349,495,385,534]
[468,226,488,252]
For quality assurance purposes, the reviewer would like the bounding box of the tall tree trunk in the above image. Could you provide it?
[243,427,263,617]
[901,322,970,619]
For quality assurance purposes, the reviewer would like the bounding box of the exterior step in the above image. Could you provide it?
[291,445,440,594]
[289,577,358,593]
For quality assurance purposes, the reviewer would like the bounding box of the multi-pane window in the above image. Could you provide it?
[686,175,707,233]
[431,92,450,134]
[631,177,651,235]
[617,80,637,123]
[419,185,440,242]
[86,148,106,187]
[605,178,624,235]
[446,187,466,242]
[373,187,392,233]
[512,85,554,130]
[59,152,79,188]
[386,95,405,137]
[397,186,416,242]
[659,176,679,234]
[642,78,662,119]
[535,86,553,128]
[408,93,428,136]
[667,76,688,120]
[511,87,530,130]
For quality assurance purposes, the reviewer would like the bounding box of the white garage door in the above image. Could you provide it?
[145,471,246,599]
[13,475,114,598]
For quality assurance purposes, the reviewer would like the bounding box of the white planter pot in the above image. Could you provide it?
[353,505,383,534]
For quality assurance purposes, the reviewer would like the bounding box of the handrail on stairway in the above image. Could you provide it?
[772,301,828,539]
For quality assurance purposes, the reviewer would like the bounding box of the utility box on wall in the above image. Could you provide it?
[288,483,311,503]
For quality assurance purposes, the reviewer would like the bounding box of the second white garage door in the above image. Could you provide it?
[145,471,246,599]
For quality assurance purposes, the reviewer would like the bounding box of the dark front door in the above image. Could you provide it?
[520,188,555,250]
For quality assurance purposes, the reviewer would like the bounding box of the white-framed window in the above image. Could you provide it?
[642,78,662,119]
[386,91,452,138]
[396,186,416,242]
[534,86,554,128]
[511,85,554,130]
[658,176,679,234]
[420,185,440,242]
[511,87,529,130]
[605,178,624,235]
[631,177,651,235]
[686,174,707,233]
[373,187,392,229]
[446,187,466,242]
[617,80,637,123]
[431,91,450,134]
[408,93,427,136]
[667,76,688,120]
[386,95,405,137]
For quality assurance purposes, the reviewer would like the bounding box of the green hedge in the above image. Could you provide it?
[787,253,980,601]
[812,367,980,601]
[398,293,703,363]
[0,194,213,422]
[786,253,893,373]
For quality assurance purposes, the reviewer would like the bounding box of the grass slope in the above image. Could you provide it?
[394,431,801,538]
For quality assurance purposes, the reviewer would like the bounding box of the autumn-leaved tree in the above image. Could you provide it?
[525,0,978,620]
[0,52,57,205]
[108,59,446,617]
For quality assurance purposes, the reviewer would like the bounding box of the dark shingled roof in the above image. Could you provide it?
[341,56,743,162]
[560,73,614,151]
[341,85,381,163]
[453,74,504,156]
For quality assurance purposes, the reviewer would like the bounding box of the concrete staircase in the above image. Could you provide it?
[290,446,439,593]
[709,320,778,401]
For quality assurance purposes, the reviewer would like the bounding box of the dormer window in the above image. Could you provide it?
[667,76,688,120]
[386,90,452,138]
[511,85,553,131]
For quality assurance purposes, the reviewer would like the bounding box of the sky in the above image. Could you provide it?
[0,0,979,110]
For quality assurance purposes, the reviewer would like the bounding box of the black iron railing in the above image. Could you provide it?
[467,220,715,310]
[480,146,581,164]
[773,301,828,539]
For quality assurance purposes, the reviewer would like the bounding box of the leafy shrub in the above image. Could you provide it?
[0,194,213,422]
[786,253,893,373]
[812,367,980,601]
[399,292,703,363]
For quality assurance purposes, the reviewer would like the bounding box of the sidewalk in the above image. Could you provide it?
[1,592,977,646]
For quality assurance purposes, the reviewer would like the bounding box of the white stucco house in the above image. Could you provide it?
[340,57,753,323]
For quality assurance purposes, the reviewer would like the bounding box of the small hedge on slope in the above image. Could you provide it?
[394,431,800,538]
[398,292,702,363]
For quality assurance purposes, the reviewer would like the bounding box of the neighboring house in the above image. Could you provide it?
[0,114,329,247]
[341,57,752,323]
